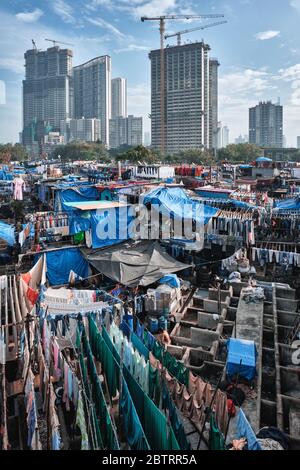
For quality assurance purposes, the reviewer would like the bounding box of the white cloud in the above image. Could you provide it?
[135,0,177,18]
[87,17,125,38]
[114,44,150,53]
[219,67,278,141]
[290,0,300,13]
[16,8,43,23]
[277,64,300,108]
[219,68,275,94]
[278,63,300,81]
[52,0,75,24]
[255,30,280,40]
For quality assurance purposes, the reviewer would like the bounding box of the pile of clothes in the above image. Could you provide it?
[242,286,265,304]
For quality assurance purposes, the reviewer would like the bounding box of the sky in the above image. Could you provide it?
[0,0,300,146]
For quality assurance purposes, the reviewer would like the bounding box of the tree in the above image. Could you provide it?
[217,143,261,163]
[109,144,135,158]
[116,145,159,164]
[162,148,215,165]
[51,142,109,162]
[0,143,28,163]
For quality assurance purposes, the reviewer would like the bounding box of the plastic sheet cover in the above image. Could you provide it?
[90,206,135,249]
[83,240,191,287]
[0,221,15,246]
[273,196,300,211]
[54,186,100,212]
[142,186,218,226]
[35,248,88,286]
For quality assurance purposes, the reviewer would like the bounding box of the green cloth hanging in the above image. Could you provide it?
[162,350,189,387]
[80,325,119,450]
[149,365,160,405]
[88,318,150,451]
[120,378,150,450]
[209,413,225,450]
[73,231,85,244]
[152,341,163,362]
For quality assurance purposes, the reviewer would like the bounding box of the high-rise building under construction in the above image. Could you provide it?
[149,41,218,154]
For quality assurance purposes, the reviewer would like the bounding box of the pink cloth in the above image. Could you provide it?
[13,177,25,200]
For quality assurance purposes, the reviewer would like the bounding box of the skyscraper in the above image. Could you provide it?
[297,136,300,149]
[217,122,229,148]
[149,42,214,154]
[209,58,219,151]
[235,134,248,144]
[22,46,73,145]
[109,115,143,149]
[249,101,283,148]
[109,116,128,149]
[127,115,143,147]
[111,78,127,118]
[144,132,151,146]
[60,118,101,143]
[73,56,111,147]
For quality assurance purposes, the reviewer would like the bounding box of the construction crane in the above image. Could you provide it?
[45,38,74,47]
[141,14,224,154]
[32,39,37,51]
[165,20,227,46]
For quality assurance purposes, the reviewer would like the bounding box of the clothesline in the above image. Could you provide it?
[251,246,300,267]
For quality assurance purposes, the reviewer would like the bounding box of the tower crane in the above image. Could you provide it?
[45,38,74,47]
[165,20,227,46]
[141,14,224,154]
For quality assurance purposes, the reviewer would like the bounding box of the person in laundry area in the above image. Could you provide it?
[157,328,171,346]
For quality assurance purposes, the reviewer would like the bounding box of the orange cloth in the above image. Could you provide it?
[21,272,31,285]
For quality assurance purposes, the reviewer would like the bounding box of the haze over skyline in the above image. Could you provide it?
[0,0,300,146]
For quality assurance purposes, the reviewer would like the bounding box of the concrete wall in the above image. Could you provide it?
[276,298,298,312]
[190,327,219,348]
[197,312,220,329]
[208,287,233,302]
[277,310,298,327]
[203,298,229,314]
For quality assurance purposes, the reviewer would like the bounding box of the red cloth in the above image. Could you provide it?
[227,399,236,417]
[21,272,31,285]
[27,286,39,305]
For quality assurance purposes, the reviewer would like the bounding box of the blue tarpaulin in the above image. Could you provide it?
[194,188,233,200]
[143,187,218,226]
[0,221,15,245]
[54,185,100,212]
[226,338,257,381]
[69,213,92,235]
[273,197,300,211]
[256,157,272,162]
[0,170,13,181]
[68,205,134,248]
[90,207,134,249]
[35,248,88,285]
[230,199,258,209]
[158,274,180,288]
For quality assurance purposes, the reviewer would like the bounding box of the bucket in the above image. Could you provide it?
[148,317,158,333]
[158,316,168,330]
